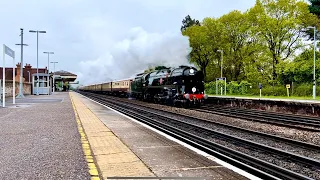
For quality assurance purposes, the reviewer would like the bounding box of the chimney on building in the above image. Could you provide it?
[16,62,21,82]
[24,63,32,69]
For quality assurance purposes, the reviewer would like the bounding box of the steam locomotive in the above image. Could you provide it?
[79,65,208,107]
[130,66,208,107]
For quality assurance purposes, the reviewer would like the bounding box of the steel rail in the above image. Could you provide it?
[79,92,317,180]
[88,92,320,151]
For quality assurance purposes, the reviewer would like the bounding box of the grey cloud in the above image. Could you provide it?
[0,0,256,85]
[78,27,192,85]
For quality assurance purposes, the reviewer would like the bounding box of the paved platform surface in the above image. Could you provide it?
[71,92,253,180]
[70,92,155,179]
[209,95,320,104]
[0,92,90,179]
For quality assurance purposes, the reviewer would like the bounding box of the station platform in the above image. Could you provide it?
[207,95,320,117]
[0,92,90,179]
[0,92,258,180]
[208,95,320,104]
[70,92,258,180]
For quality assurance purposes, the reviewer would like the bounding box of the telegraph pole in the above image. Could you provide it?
[15,28,28,98]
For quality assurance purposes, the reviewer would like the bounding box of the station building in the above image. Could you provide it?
[51,70,77,92]
[0,63,77,96]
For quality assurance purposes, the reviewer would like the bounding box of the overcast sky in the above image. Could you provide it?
[0,0,256,85]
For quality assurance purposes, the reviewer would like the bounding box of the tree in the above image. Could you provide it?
[217,10,262,82]
[143,65,169,73]
[181,15,201,32]
[248,0,319,84]
[144,66,154,73]
[182,25,212,80]
[278,47,320,84]
[154,66,169,70]
[201,17,224,82]
[306,0,320,38]
[309,0,320,17]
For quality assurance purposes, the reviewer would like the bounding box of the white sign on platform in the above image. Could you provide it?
[4,45,15,58]
[2,44,16,107]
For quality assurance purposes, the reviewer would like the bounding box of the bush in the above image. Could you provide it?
[239,81,252,95]
[293,83,313,96]
[205,80,320,97]
[227,81,239,94]
[204,81,216,94]
[261,86,287,96]
[205,80,226,95]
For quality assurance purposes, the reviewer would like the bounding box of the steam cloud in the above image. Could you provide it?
[77,27,193,85]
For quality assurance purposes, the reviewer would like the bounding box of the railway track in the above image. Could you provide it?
[191,105,320,132]
[85,93,320,151]
[79,91,320,180]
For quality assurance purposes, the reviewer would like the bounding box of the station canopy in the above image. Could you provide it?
[52,70,77,82]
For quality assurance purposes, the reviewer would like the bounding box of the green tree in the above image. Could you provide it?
[279,47,320,84]
[305,0,320,40]
[248,0,318,83]
[181,15,201,32]
[309,0,320,17]
[182,25,212,80]
[154,66,169,70]
[201,17,224,82]
[218,10,262,82]
[144,66,154,73]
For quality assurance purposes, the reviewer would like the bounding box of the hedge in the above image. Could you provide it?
[205,81,320,97]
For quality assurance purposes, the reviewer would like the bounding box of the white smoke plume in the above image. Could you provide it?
[77,27,193,85]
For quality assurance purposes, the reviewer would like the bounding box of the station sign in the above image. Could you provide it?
[216,77,226,81]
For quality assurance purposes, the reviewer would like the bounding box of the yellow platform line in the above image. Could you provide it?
[69,92,155,179]
[70,93,101,180]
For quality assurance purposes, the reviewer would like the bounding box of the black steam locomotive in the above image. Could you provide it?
[130,66,208,107]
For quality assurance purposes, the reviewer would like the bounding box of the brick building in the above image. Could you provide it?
[0,63,48,83]
[0,63,48,97]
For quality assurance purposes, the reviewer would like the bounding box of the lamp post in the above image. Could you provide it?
[217,49,224,95]
[217,50,223,78]
[29,30,46,95]
[27,71,30,83]
[50,61,58,93]
[307,26,317,99]
[44,52,54,95]
[15,28,28,98]
[43,52,54,74]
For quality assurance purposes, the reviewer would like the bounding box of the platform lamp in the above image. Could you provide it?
[43,52,54,74]
[44,52,54,94]
[29,30,46,95]
[217,49,224,95]
[307,26,317,99]
[50,61,58,93]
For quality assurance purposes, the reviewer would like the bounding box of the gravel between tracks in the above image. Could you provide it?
[163,119,320,180]
[132,104,320,160]
[120,98,320,146]
[95,95,320,179]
